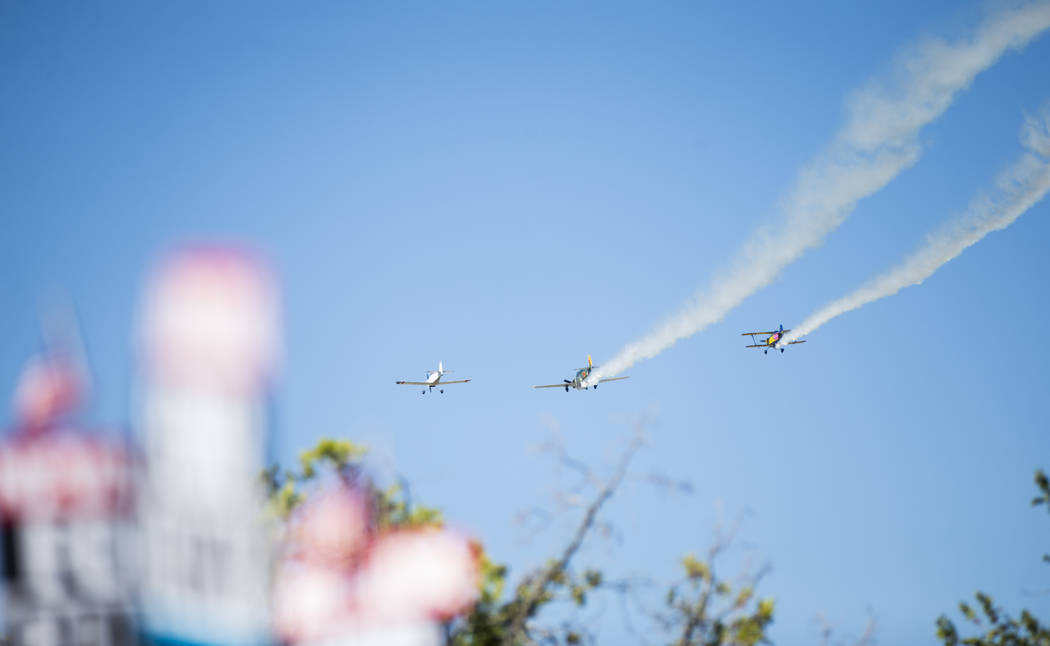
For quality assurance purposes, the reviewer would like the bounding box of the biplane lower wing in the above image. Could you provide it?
[745,340,805,349]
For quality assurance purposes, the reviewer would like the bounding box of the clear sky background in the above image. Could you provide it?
[2,2,1049,643]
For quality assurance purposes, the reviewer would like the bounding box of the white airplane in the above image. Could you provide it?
[533,355,629,392]
[396,362,470,394]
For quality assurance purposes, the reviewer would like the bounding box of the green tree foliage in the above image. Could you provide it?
[660,547,774,646]
[261,437,443,528]
[935,469,1050,646]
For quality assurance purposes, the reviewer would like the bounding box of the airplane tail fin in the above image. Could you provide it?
[439,361,444,374]
[587,354,593,368]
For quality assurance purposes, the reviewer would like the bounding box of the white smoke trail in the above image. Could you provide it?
[781,105,1050,345]
[585,0,1050,385]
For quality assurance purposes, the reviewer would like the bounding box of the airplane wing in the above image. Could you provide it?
[533,383,568,389]
[396,381,430,385]
[787,340,806,345]
[744,344,766,349]
[741,331,776,336]
[438,379,471,385]
[597,376,629,384]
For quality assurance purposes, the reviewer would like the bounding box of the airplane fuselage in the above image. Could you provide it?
[569,367,591,389]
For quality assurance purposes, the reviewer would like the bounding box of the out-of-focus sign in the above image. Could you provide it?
[0,430,136,646]
[136,248,278,646]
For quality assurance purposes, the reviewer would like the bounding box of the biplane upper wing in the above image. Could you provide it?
[741,331,776,336]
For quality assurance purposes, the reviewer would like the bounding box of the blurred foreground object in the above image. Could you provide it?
[11,358,83,432]
[0,432,136,646]
[1,320,135,645]
[263,440,480,645]
[137,248,279,646]
[272,484,479,646]
[11,298,90,432]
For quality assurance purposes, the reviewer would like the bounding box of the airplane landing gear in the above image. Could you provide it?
[764,350,767,355]
[564,386,569,392]
[780,348,784,353]
[422,389,426,394]
[593,385,598,389]
[440,389,444,394]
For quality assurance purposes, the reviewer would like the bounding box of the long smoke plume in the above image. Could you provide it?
[586,0,1050,384]
[781,105,1050,345]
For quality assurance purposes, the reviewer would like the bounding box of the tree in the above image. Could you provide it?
[663,544,774,646]
[262,437,443,529]
[935,470,1050,646]
[265,436,777,646]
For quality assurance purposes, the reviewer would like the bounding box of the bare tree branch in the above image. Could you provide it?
[504,435,643,641]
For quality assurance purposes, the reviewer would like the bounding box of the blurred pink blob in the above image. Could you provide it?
[0,433,132,522]
[355,529,480,622]
[291,487,369,571]
[273,483,480,644]
[140,246,281,390]
[272,565,355,644]
[12,357,83,430]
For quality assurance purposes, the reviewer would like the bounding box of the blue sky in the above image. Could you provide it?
[3,2,1049,643]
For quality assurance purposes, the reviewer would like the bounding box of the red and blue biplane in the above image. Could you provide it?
[742,325,807,354]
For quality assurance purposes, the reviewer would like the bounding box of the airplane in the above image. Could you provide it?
[396,362,470,394]
[742,325,806,354]
[533,355,629,392]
